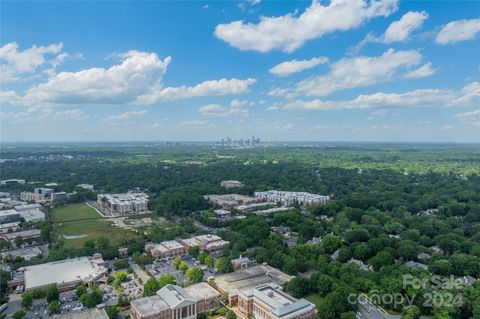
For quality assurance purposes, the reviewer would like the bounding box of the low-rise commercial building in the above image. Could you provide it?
[18,208,45,223]
[97,192,149,215]
[18,256,107,291]
[0,229,41,242]
[237,283,316,319]
[146,240,184,259]
[1,246,42,261]
[254,191,330,206]
[131,283,220,319]
[180,235,229,253]
[0,210,21,233]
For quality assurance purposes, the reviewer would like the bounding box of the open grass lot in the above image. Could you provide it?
[305,293,323,308]
[52,204,136,249]
[51,203,100,222]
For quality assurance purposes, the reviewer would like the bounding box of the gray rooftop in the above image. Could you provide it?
[242,283,314,318]
[131,295,169,316]
[157,284,196,309]
[214,264,293,297]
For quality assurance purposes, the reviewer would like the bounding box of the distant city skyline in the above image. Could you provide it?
[1,1,479,142]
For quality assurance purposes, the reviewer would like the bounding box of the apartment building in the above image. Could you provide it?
[130,283,220,319]
[254,191,330,206]
[20,192,45,203]
[220,180,244,189]
[204,194,261,209]
[97,192,149,215]
[237,283,316,319]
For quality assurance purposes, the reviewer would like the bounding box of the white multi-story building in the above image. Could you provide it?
[0,179,25,185]
[220,180,244,189]
[77,184,94,191]
[97,192,149,214]
[254,191,330,206]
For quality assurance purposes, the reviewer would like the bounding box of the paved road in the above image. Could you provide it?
[357,299,401,319]
[129,262,151,284]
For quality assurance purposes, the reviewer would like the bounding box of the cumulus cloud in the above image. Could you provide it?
[352,11,427,52]
[198,104,249,117]
[135,78,256,105]
[214,0,398,53]
[101,110,147,124]
[1,50,256,107]
[0,42,64,82]
[383,11,428,42]
[269,57,329,76]
[295,49,423,97]
[1,107,89,123]
[180,119,208,126]
[282,82,480,110]
[436,18,480,45]
[455,109,480,126]
[404,62,437,79]
[230,99,249,108]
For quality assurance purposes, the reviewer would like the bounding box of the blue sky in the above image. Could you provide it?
[1,0,479,142]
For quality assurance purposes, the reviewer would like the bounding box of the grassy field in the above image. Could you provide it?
[52,204,136,249]
[305,293,323,308]
[51,203,100,222]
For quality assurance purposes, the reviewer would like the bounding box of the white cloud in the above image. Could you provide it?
[0,42,64,82]
[198,104,249,117]
[14,51,171,105]
[248,0,261,5]
[180,119,208,126]
[1,107,89,123]
[404,62,437,79]
[440,124,455,130]
[295,49,423,97]
[436,18,480,45]
[214,0,398,53]
[455,109,480,126]
[352,11,427,52]
[1,50,256,107]
[230,99,249,108]
[102,110,147,124]
[383,11,428,43]
[135,78,256,105]
[269,57,329,76]
[282,82,480,110]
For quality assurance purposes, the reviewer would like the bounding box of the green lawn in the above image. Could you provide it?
[305,293,323,308]
[51,203,100,222]
[52,204,136,249]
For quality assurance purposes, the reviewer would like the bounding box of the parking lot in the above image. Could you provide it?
[145,255,218,285]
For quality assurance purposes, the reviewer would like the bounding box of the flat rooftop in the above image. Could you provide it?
[0,209,19,217]
[184,282,220,301]
[245,284,314,317]
[23,257,106,290]
[57,308,109,319]
[131,295,169,316]
[214,265,294,297]
[161,240,183,250]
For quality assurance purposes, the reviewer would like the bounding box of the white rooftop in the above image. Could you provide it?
[23,257,106,290]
